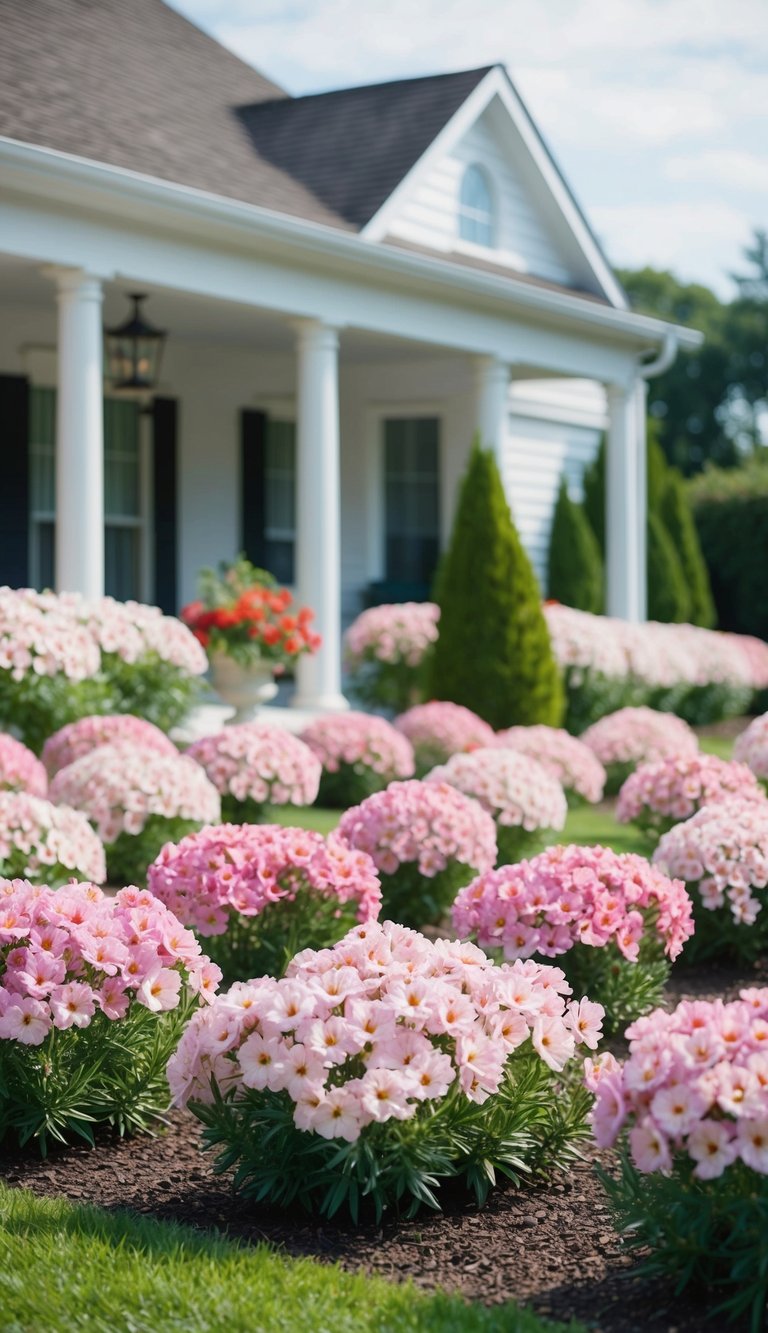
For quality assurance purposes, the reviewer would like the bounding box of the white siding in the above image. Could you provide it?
[386,99,583,288]
[500,379,607,589]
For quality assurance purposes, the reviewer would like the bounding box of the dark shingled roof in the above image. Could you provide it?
[237,67,494,229]
[0,0,350,227]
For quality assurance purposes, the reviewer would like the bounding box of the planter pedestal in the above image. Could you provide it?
[209,653,278,725]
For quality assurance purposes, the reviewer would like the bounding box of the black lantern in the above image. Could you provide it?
[104,293,166,395]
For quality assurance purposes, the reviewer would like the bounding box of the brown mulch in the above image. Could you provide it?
[1,961,765,1332]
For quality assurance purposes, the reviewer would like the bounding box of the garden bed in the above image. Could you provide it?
[2,956,763,1333]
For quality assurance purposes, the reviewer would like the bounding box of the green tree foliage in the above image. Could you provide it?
[547,477,604,613]
[619,229,768,475]
[429,442,563,729]
[659,470,715,627]
[582,437,605,551]
[689,458,768,639]
[646,510,691,623]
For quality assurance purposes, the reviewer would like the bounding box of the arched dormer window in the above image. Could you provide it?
[458,163,495,247]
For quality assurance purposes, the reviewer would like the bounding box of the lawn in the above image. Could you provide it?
[0,1182,584,1333]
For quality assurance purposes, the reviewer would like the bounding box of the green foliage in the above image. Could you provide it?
[0,989,198,1153]
[193,1050,592,1224]
[582,437,605,552]
[561,668,643,735]
[553,940,670,1037]
[346,657,430,715]
[647,510,691,623]
[316,763,393,809]
[379,859,480,929]
[689,457,768,639]
[659,470,715,628]
[546,478,604,613]
[0,675,112,756]
[675,895,768,966]
[199,887,365,986]
[104,653,203,735]
[106,815,204,887]
[600,1147,768,1332]
[430,442,564,729]
[497,825,547,868]
[0,1182,582,1333]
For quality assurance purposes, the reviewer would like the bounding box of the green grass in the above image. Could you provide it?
[697,733,734,761]
[0,1182,583,1333]
[265,803,340,835]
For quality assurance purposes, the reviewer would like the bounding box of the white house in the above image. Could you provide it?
[0,0,700,710]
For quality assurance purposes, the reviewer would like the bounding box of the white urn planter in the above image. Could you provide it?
[209,652,278,725]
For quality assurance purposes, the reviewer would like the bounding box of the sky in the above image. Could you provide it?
[171,0,768,298]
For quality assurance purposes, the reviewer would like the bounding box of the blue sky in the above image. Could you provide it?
[171,0,767,297]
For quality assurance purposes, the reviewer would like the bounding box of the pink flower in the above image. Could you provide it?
[426,749,567,839]
[50,981,96,1030]
[629,1118,673,1173]
[0,994,51,1044]
[136,968,182,1013]
[394,701,495,770]
[736,1117,768,1173]
[581,707,698,772]
[359,1066,417,1122]
[187,724,321,810]
[42,714,177,778]
[618,754,765,838]
[688,1120,738,1179]
[338,780,497,880]
[0,735,47,797]
[495,726,606,804]
[300,712,415,787]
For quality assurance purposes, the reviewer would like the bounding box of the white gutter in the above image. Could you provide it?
[0,136,703,354]
[639,331,680,379]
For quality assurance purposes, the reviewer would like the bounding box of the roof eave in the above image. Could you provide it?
[0,136,703,353]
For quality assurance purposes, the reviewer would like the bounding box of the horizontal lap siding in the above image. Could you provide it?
[387,105,579,288]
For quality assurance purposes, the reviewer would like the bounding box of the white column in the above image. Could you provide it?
[473,355,510,459]
[605,380,646,622]
[291,319,348,712]
[47,267,105,598]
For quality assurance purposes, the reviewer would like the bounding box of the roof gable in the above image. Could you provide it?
[236,67,492,230]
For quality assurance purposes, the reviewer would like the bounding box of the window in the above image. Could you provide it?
[458,163,495,247]
[29,387,144,600]
[263,419,296,585]
[383,417,440,589]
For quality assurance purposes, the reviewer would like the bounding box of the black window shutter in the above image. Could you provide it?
[241,408,267,565]
[0,375,30,587]
[152,397,178,613]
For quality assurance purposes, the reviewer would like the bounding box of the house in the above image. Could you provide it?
[0,0,700,711]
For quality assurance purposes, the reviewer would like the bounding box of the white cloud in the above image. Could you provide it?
[665,149,768,191]
[591,200,752,294]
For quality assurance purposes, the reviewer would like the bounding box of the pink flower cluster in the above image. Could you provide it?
[0,587,207,679]
[588,992,768,1178]
[495,726,606,804]
[0,878,219,1047]
[49,743,221,845]
[453,844,694,963]
[168,919,604,1133]
[427,748,567,836]
[0,735,47,797]
[344,603,440,670]
[42,714,178,778]
[544,603,767,694]
[300,712,415,783]
[734,713,768,783]
[148,824,382,936]
[617,754,765,836]
[338,780,497,879]
[394,702,495,769]
[0,586,100,682]
[0,792,106,885]
[187,725,321,810]
[581,707,698,770]
[654,798,768,924]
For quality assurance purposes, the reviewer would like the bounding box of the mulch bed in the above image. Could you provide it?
[2,960,766,1332]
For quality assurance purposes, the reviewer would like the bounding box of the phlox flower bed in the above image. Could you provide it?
[654,798,768,963]
[148,824,381,983]
[42,713,178,778]
[495,725,606,806]
[580,707,698,793]
[343,602,440,713]
[169,919,603,1221]
[734,711,768,785]
[49,743,220,885]
[590,994,768,1329]
[0,878,219,1149]
[452,844,694,1033]
[394,702,495,775]
[186,724,320,823]
[337,780,497,928]
[0,587,207,751]
[0,735,47,797]
[616,753,765,843]
[299,712,415,808]
[426,749,567,865]
[0,792,105,886]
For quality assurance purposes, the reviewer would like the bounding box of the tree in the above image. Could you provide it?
[547,476,604,613]
[647,511,691,624]
[429,442,563,729]
[659,470,715,628]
